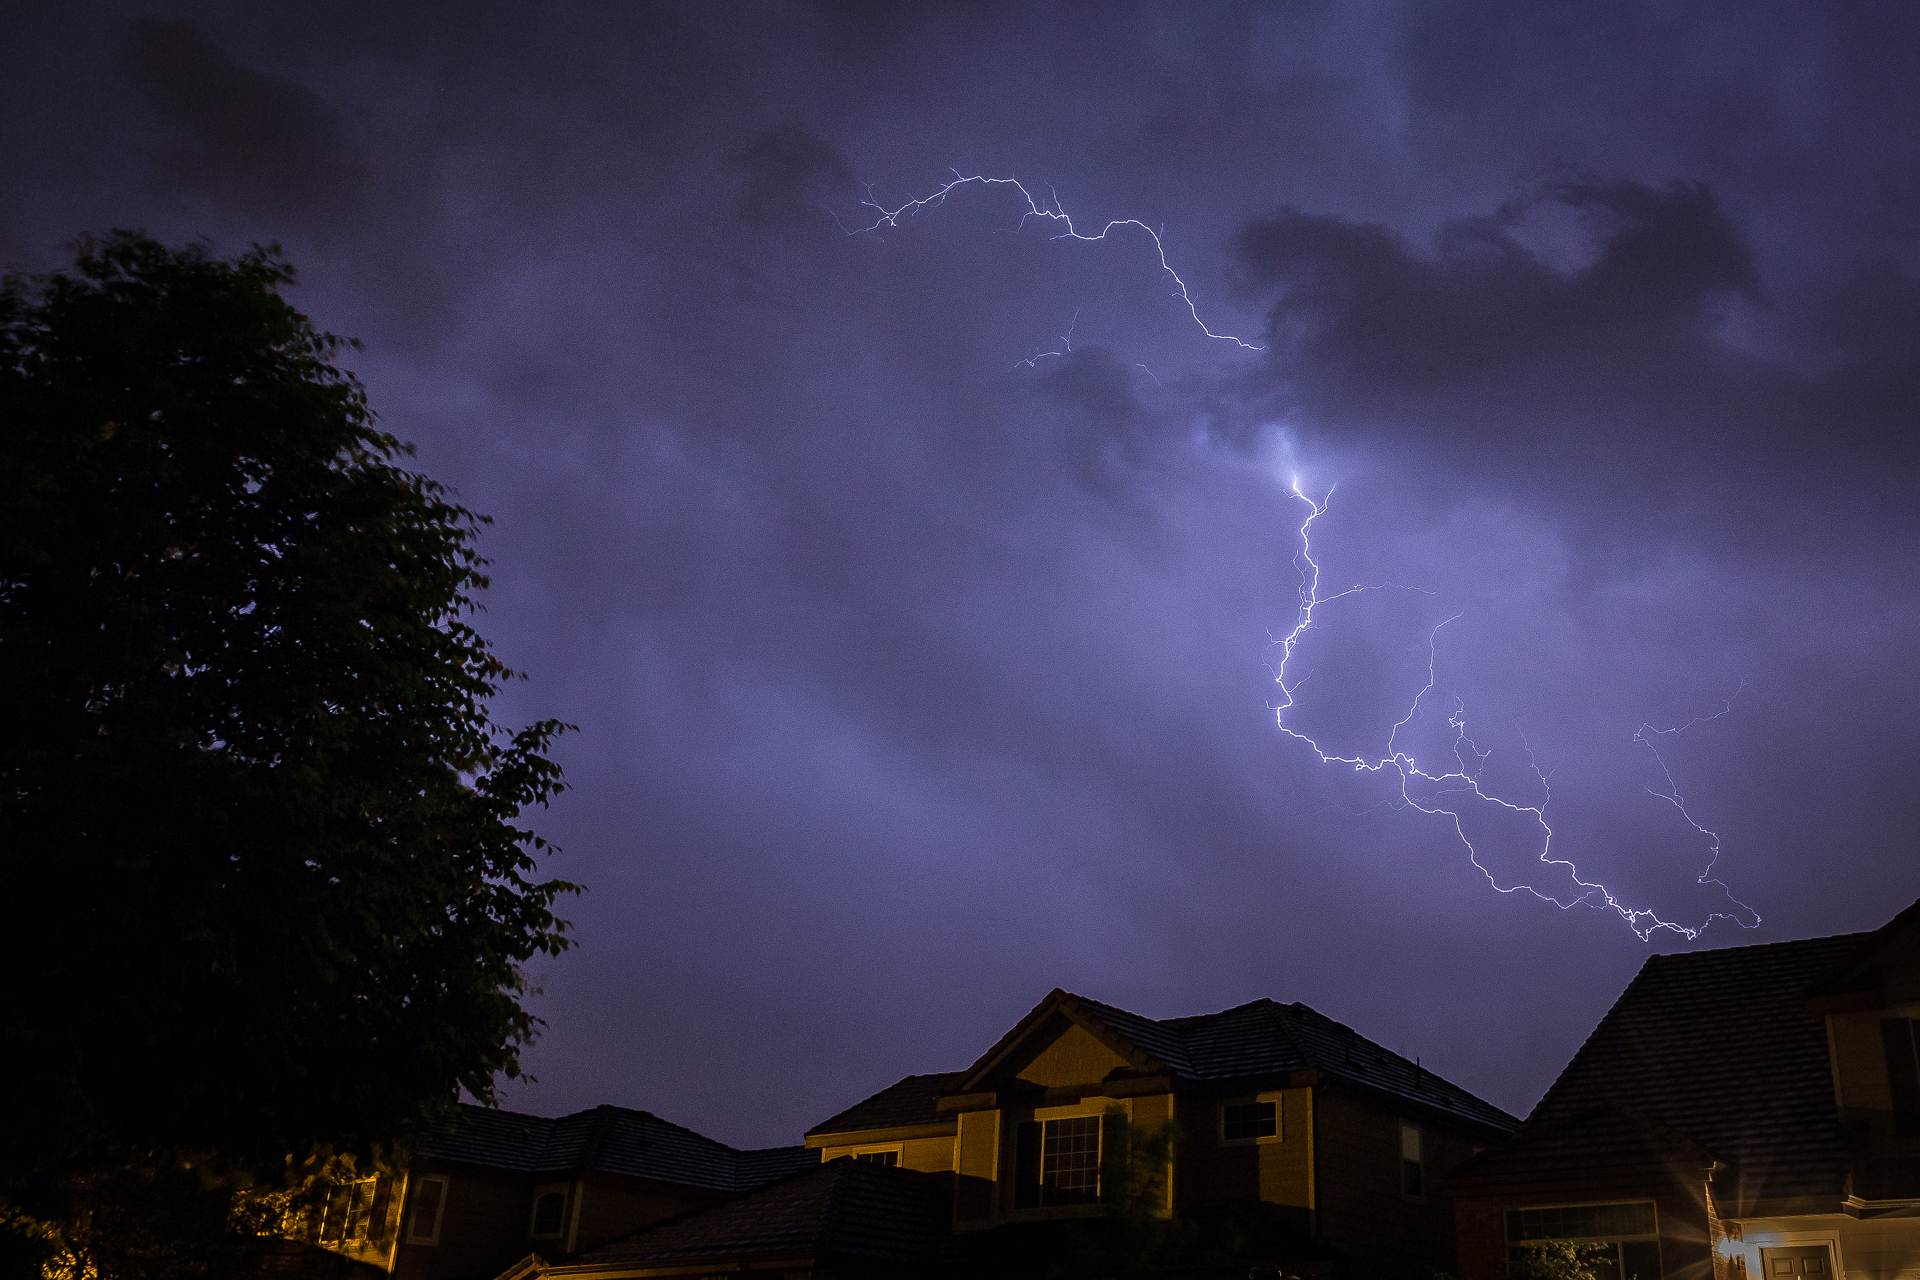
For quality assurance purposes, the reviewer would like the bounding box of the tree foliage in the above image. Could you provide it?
[0,233,576,1269]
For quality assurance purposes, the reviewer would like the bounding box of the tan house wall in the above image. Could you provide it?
[569,1175,726,1258]
[392,1165,531,1280]
[1172,1087,1313,1220]
[1313,1088,1481,1279]
[1013,1020,1129,1086]
[813,1133,956,1172]
[954,1107,1001,1227]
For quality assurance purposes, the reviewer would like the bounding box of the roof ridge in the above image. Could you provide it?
[1646,928,1872,964]
[1254,998,1317,1069]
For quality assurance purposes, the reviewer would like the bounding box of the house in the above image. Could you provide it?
[1449,899,1920,1280]
[513,1157,954,1279]
[280,1101,815,1278]
[800,987,1518,1277]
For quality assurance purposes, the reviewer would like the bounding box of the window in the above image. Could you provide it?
[1884,1018,1920,1137]
[1042,1115,1101,1203]
[318,1177,379,1244]
[1221,1098,1280,1143]
[529,1185,569,1239]
[853,1150,899,1166]
[1506,1201,1661,1280]
[1014,1113,1110,1208]
[1400,1123,1424,1199]
[405,1176,447,1246]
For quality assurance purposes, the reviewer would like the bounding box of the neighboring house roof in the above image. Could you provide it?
[416,1102,815,1193]
[805,1071,967,1137]
[812,990,1517,1138]
[562,1159,951,1272]
[1455,929,1869,1208]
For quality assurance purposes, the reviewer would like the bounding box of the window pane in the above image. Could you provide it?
[1042,1116,1100,1204]
[1223,1100,1278,1141]
[1621,1241,1662,1280]
[408,1179,444,1242]
[532,1189,567,1236]
[346,1179,377,1242]
[1507,1202,1655,1242]
[854,1151,898,1165]
[1402,1158,1424,1198]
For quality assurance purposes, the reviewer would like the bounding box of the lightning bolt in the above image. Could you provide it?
[1272,482,1761,942]
[1015,308,1079,369]
[847,171,1262,353]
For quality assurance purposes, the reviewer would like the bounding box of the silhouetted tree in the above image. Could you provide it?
[0,233,576,1275]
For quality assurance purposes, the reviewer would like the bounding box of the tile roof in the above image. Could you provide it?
[570,1159,950,1269]
[805,1071,967,1137]
[811,991,1516,1138]
[415,1103,814,1193]
[1455,930,1867,1208]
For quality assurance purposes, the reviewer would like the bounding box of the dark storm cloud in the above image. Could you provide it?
[7,0,1920,1150]
[1236,179,1756,406]
[728,126,852,228]
[1225,177,1917,561]
[125,18,368,224]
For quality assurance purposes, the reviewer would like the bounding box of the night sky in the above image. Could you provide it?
[7,3,1918,1149]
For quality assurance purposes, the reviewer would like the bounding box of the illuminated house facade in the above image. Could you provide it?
[795,987,1518,1278]
[280,1102,813,1279]
[1450,899,1920,1280]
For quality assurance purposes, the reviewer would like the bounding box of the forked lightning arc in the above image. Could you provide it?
[1272,481,1760,941]
[847,170,1759,941]
[845,171,1262,352]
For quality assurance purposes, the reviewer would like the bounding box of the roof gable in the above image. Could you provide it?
[814,989,1515,1138]
[955,990,1177,1091]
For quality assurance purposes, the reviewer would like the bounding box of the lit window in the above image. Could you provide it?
[405,1176,447,1246]
[1507,1201,1661,1280]
[1221,1099,1280,1143]
[530,1185,569,1239]
[319,1177,379,1244]
[1400,1123,1424,1199]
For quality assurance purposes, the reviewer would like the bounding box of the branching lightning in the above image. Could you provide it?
[1272,482,1761,942]
[847,171,1262,353]
[843,170,1756,941]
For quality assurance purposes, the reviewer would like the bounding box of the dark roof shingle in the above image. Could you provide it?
[805,1071,966,1137]
[1458,930,1867,1207]
[811,991,1516,1139]
[574,1159,950,1269]
[416,1103,812,1193]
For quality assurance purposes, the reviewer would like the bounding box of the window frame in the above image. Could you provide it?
[842,1143,904,1166]
[1504,1198,1663,1279]
[528,1182,571,1241]
[1014,1102,1117,1210]
[318,1176,380,1245]
[1219,1094,1283,1146]
[404,1175,448,1247]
